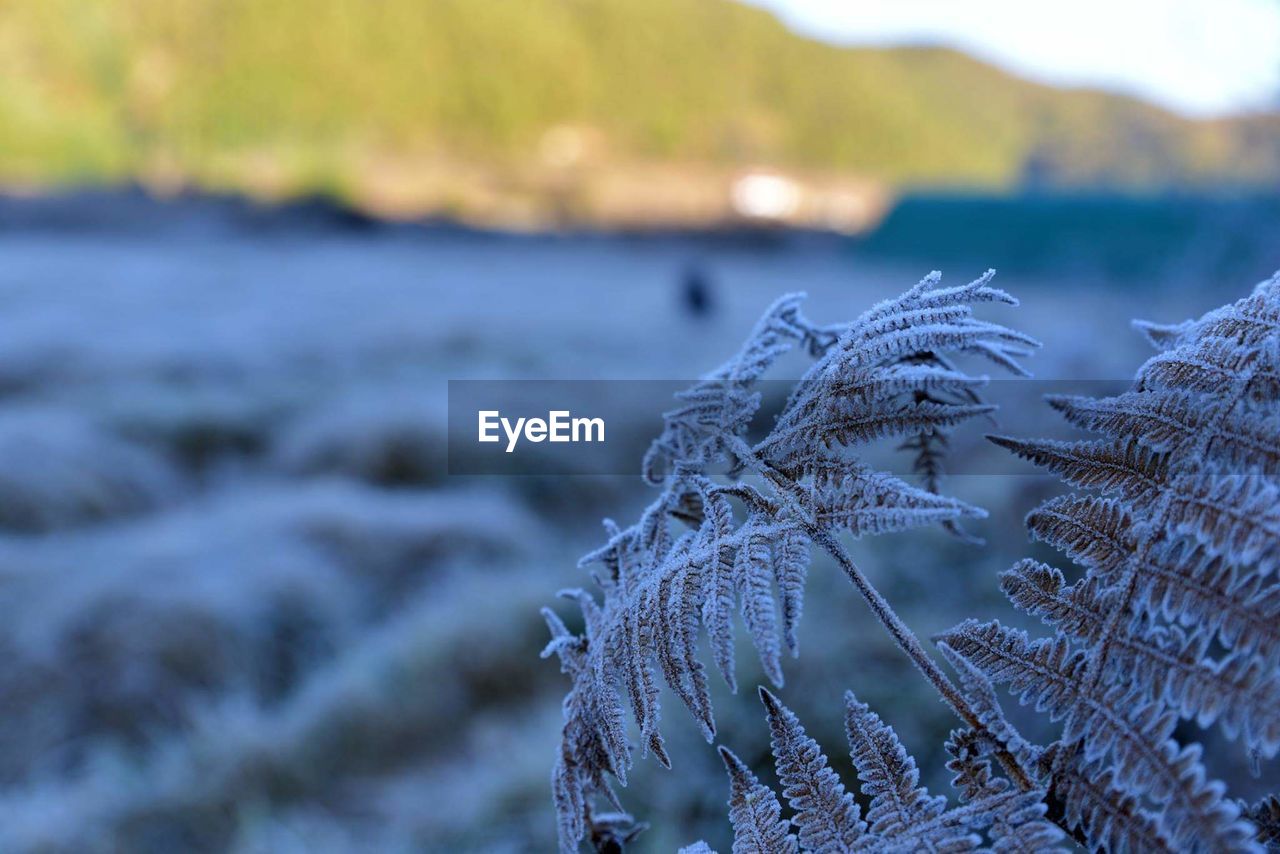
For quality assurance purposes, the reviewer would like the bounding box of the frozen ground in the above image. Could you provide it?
[0,207,1269,852]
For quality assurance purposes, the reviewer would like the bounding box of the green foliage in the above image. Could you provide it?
[0,0,1276,198]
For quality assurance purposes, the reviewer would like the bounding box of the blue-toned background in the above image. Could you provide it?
[0,1,1277,850]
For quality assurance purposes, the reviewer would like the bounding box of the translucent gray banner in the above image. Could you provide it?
[438,379,1227,476]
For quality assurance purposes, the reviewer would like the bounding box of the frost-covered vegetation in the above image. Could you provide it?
[546,269,1280,852]
[542,273,1042,850]
[944,273,1280,851]
[0,218,1268,852]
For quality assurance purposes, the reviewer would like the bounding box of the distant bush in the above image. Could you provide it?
[0,409,181,532]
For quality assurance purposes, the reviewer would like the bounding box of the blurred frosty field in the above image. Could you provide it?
[0,199,1268,852]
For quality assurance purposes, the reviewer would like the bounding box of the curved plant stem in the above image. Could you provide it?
[727,434,1035,791]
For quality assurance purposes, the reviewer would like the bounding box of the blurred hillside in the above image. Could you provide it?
[2,0,1278,227]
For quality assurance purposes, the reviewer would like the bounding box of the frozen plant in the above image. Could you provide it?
[541,272,1047,852]
[707,687,1062,853]
[938,272,1280,851]
[690,273,1280,853]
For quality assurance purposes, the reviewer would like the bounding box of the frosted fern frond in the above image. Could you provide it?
[937,620,1252,848]
[1133,318,1194,351]
[842,689,946,836]
[678,842,719,854]
[946,727,1006,803]
[900,371,987,545]
[760,270,1033,465]
[945,271,1280,852]
[1021,498,1280,665]
[712,689,1063,852]
[760,686,865,849]
[719,745,799,854]
[992,435,1280,570]
[1045,391,1280,473]
[774,525,810,655]
[543,274,1035,851]
[641,293,824,483]
[938,642,1037,771]
[1037,743,1174,852]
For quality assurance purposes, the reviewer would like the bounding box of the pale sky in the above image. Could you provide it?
[742,0,1280,117]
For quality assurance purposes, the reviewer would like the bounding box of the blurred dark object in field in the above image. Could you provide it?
[859,192,1280,284]
[680,262,716,318]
